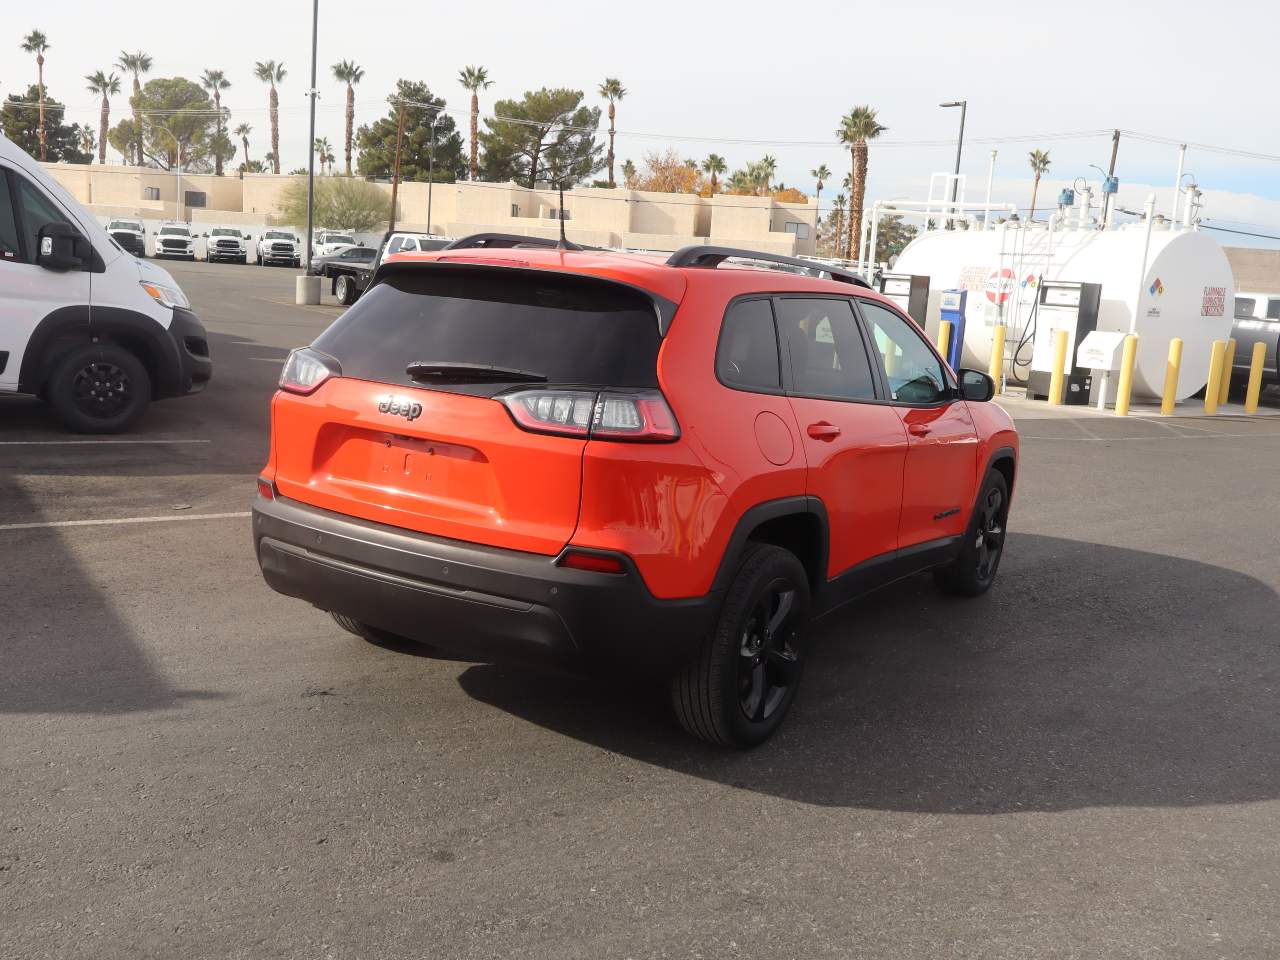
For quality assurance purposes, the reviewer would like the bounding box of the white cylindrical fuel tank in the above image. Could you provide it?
[894,223,1234,400]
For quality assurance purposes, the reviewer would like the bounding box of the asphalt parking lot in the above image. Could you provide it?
[3,259,1279,959]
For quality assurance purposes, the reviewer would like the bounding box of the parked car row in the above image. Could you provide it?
[310,231,450,304]
[98,220,380,268]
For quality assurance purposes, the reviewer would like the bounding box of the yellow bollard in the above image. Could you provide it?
[1217,337,1237,406]
[1047,328,1069,405]
[937,320,953,364]
[1205,340,1226,415]
[989,324,1006,392]
[1245,341,1266,414]
[1160,338,1183,416]
[1114,335,1139,416]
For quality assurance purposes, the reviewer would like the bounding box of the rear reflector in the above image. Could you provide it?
[500,388,679,442]
[256,477,276,500]
[558,550,627,574]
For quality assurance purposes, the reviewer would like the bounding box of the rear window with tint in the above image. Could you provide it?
[313,267,663,394]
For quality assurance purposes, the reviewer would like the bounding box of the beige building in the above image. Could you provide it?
[41,161,818,256]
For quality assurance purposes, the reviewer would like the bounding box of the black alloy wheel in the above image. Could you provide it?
[737,578,802,724]
[48,343,151,434]
[934,469,1010,597]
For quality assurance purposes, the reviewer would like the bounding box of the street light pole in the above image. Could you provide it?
[303,0,319,272]
[940,100,967,210]
[151,122,183,222]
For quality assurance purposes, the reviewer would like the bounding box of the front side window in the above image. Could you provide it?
[775,297,876,401]
[859,300,949,404]
[1267,300,1280,320]
[1234,297,1256,318]
[15,174,69,264]
[716,298,780,393]
[0,171,21,261]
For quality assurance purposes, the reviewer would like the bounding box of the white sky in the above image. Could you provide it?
[4,0,1279,243]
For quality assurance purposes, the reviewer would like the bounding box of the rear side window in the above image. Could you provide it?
[1235,297,1256,318]
[1267,300,1280,320]
[717,298,780,392]
[314,268,663,394]
[775,298,876,401]
[0,172,20,261]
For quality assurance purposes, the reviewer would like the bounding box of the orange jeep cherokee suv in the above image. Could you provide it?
[254,236,1018,747]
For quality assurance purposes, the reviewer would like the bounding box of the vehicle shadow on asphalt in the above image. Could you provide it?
[457,532,1280,813]
[0,464,227,714]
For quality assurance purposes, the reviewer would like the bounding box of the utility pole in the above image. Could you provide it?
[1102,128,1120,225]
[389,101,406,232]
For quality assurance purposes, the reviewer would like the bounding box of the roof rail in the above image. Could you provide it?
[666,245,872,289]
[444,232,584,252]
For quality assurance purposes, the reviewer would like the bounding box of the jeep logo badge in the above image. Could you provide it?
[376,395,423,421]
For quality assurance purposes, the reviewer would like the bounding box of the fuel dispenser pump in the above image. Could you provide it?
[938,289,967,370]
[878,273,930,328]
[1028,280,1102,404]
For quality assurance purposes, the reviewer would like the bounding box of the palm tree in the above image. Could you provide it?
[701,154,726,194]
[831,193,847,258]
[811,163,831,214]
[200,69,231,175]
[837,105,887,261]
[1028,149,1052,220]
[235,123,252,171]
[115,51,152,166]
[325,145,336,175]
[757,155,777,196]
[21,31,50,161]
[78,126,96,158]
[331,60,364,176]
[457,65,491,181]
[598,78,626,187]
[314,137,334,175]
[254,60,286,174]
[85,70,120,165]
[620,158,637,189]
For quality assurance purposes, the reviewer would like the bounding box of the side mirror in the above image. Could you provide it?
[37,221,89,271]
[958,369,995,402]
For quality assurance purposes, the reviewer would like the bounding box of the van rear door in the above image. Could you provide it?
[270,265,669,555]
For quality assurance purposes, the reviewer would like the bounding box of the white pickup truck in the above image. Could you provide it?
[205,227,250,264]
[256,229,301,267]
[106,218,147,258]
[154,223,197,261]
[312,230,357,258]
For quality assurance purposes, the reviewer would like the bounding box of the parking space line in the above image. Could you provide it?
[0,511,250,531]
[1021,431,1280,441]
[0,439,211,446]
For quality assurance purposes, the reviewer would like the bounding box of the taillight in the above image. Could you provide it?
[279,347,340,395]
[500,389,679,443]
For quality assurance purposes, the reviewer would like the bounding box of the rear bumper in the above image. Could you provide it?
[252,495,719,671]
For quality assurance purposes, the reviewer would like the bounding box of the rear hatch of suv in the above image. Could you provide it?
[271,264,673,555]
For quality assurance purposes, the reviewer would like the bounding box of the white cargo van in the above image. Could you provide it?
[0,133,212,432]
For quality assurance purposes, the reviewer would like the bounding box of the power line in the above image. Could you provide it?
[1200,221,1280,241]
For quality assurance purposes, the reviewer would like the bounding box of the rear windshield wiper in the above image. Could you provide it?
[406,361,548,383]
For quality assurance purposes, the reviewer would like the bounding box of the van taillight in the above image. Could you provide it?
[500,389,679,442]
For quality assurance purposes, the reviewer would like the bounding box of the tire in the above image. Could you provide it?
[671,542,811,748]
[293,258,301,268]
[256,253,262,265]
[47,342,152,434]
[934,469,1010,597]
[334,274,355,306]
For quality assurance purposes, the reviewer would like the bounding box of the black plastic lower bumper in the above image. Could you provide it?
[160,307,212,397]
[252,495,719,671]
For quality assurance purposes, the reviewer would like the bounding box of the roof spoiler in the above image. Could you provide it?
[444,232,584,252]
[666,245,872,289]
